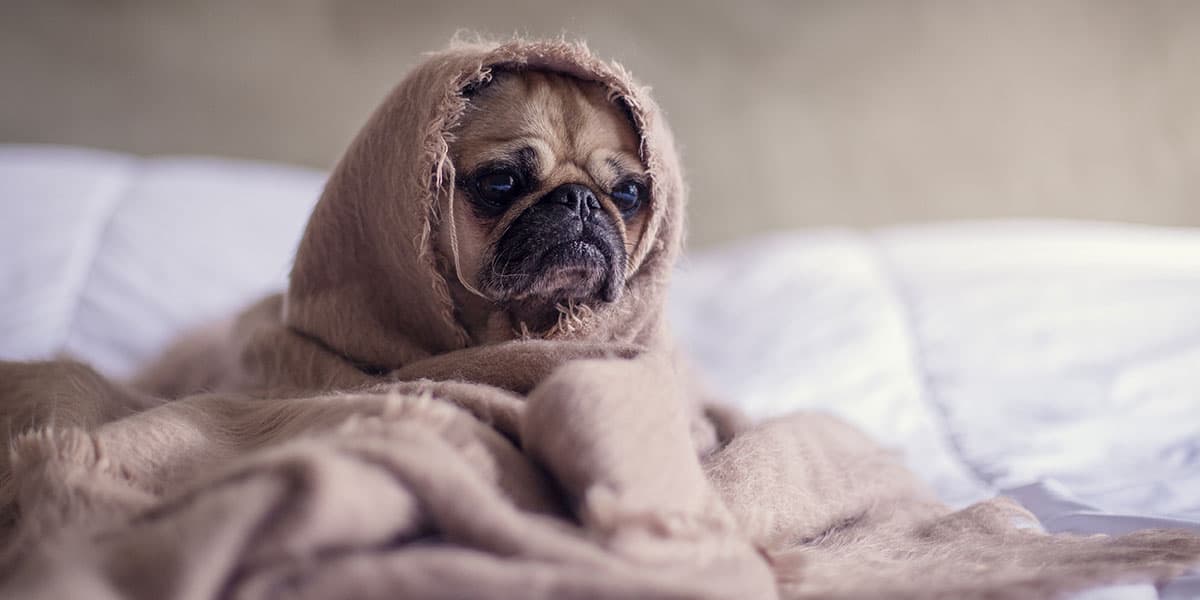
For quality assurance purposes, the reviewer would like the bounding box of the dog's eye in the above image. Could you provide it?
[480,171,517,196]
[611,180,645,217]
[476,170,523,207]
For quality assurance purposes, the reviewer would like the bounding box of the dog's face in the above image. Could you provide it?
[443,70,649,331]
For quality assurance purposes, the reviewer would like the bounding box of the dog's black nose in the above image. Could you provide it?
[546,183,601,216]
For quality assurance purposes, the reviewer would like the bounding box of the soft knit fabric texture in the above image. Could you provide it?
[2,39,1199,600]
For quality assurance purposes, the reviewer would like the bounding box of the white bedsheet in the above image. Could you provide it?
[2,145,1197,598]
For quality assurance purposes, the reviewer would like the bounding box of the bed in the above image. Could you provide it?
[2,144,1197,599]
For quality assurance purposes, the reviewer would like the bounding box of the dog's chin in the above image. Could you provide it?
[481,237,625,330]
[520,240,611,301]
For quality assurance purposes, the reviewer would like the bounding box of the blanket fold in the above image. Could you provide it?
[3,38,1199,600]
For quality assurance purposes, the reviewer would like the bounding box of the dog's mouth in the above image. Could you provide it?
[520,238,610,297]
[480,212,626,307]
[506,234,616,302]
[541,239,606,267]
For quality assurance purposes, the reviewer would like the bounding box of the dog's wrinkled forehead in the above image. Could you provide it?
[453,70,645,194]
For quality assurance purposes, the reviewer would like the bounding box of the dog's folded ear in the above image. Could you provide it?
[459,71,494,97]
[279,39,687,374]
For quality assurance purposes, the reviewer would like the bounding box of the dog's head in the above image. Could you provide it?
[287,41,684,371]
[441,70,650,333]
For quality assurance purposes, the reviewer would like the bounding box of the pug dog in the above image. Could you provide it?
[439,70,651,341]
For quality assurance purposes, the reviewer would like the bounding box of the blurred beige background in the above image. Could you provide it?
[3,0,1198,246]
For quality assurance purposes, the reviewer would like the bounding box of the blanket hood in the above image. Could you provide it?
[284,39,686,370]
